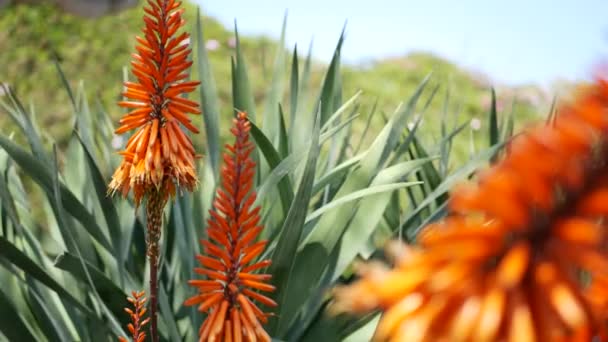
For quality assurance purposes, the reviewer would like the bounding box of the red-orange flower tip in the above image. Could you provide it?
[185,112,275,342]
[119,291,149,342]
[332,74,608,341]
[108,0,201,206]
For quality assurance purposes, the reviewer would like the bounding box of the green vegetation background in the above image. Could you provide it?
[1,1,547,155]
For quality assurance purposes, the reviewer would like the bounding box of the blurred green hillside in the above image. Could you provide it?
[0,1,551,154]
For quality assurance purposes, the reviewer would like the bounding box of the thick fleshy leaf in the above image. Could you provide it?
[195,7,221,178]
[0,135,112,252]
[268,111,321,336]
[0,287,37,341]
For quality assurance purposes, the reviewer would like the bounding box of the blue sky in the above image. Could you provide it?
[195,0,608,86]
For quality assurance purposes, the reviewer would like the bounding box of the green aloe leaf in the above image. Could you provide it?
[263,13,288,145]
[288,45,299,144]
[25,286,72,342]
[400,143,504,238]
[250,122,294,216]
[312,154,363,195]
[232,22,257,121]
[315,27,345,126]
[342,314,381,342]
[1,86,50,166]
[268,111,321,336]
[489,88,499,162]
[0,134,112,252]
[159,285,182,342]
[54,252,130,327]
[282,75,430,336]
[331,158,434,280]
[278,104,289,158]
[306,182,421,223]
[0,236,92,316]
[0,287,37,341]
[74,133,124,279]
[255,150,306,206]
[195,8,221,178]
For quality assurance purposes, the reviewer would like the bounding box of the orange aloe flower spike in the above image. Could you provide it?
[185,112,276,342]
[108,0,201,207]
[118,291,150,342]
[332,72,608,341]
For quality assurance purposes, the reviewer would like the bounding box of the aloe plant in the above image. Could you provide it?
[0,6,513,341]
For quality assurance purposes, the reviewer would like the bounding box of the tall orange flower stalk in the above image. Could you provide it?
[185,112,276,342]
[332,74,608,341]
[119,291,150,342]
[108,0,200,341]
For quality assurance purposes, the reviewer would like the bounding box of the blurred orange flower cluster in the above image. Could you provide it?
[333,75,608,341]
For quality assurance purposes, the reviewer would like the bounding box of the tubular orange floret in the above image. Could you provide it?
[108,0,201,206]
[332,73,608,341]
[118,291,150,342]
[185,112,276,342]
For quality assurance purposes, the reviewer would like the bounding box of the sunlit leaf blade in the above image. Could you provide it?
[232,22,257,121]
[0,134,112,252]
[263,12,288,145]
[0,236,92,316]
[54,252,130,327]
[196,7,221,178]
[74,133,124,281]
[489,87,499,162]
[315,27,345,126]
[288,45,299,143]
[250,122,294,216]
[268,111,321,336]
